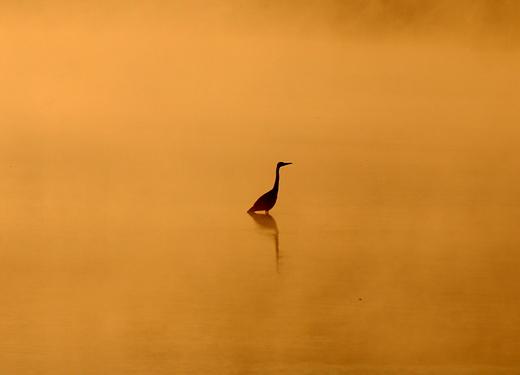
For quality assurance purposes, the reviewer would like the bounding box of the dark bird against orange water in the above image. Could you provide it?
[248,162,292,214]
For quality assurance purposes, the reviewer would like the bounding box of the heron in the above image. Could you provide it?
[247,162,292,214]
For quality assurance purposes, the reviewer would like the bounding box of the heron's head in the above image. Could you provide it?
[277,162,292,168]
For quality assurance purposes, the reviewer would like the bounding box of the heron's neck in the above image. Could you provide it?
[272,166,281,192]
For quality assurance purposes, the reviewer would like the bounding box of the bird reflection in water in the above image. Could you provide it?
[248,212,281,272]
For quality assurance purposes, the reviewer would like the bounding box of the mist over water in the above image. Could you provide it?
[1,2,520,374]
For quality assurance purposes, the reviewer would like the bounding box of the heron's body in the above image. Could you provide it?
[248,162,292,214]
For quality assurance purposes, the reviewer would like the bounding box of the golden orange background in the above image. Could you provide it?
[1,1,520,374]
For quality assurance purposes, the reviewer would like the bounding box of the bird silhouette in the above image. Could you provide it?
[248,162,292,214]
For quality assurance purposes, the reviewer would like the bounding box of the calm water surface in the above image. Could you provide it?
[3,123,520,374]
[1,18,520,374]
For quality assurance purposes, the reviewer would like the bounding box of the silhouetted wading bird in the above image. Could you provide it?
[248,162,292,214]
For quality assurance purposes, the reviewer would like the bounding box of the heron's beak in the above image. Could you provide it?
[282,162,292,166]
